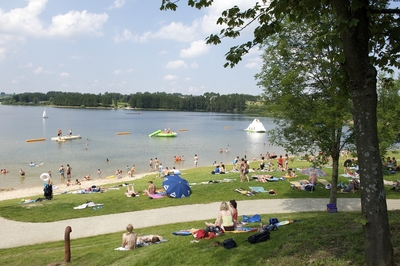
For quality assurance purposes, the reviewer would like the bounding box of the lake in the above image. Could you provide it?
[0,105,285,189]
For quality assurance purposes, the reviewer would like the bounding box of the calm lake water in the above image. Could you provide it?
[0,104,285,189]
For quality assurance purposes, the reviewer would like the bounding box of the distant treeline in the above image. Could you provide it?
[2,91,265,113]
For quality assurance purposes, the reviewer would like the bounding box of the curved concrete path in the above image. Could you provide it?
[2,198,400,249]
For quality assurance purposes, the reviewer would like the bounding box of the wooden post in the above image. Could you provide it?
[64,226,72,263]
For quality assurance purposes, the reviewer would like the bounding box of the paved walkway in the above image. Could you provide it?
[2,198,400,249]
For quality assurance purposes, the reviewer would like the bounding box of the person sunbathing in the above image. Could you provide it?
[125,185,138,197]
[137,235,163,244]
[341,179,360,193]
[257,175,273,182]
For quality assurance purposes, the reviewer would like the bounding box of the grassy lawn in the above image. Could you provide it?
[1,155,400,265]
[1,158,399,223]
[1,211,400,266]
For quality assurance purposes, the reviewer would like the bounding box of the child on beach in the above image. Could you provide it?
[97,169,101,178]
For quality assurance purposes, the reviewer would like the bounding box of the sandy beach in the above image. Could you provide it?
[0,172,152,202]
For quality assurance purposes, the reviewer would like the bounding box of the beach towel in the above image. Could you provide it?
[147,193,164,199]
[73,201,103,209]
[230,228,259,233]
[249,187,268,193]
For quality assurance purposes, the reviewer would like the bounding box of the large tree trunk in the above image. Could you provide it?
[334,1,393,265]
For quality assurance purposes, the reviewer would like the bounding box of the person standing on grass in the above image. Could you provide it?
[239,158,246,182]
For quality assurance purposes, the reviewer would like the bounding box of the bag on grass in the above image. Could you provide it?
[242,214,261,223]
[269,217,279,225]
[222,238,237,249]
[247,229,270,244]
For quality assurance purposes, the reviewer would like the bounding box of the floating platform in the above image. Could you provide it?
[26,138,46,143]
[116,132,130,135]
[51,135,82,141]
[149,129,177,137]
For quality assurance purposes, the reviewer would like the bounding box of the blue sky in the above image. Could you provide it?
[0,1,398,96]
[0,0,263,96]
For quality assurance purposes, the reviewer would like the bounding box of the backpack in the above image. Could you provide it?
[269,217,279,225]
[222,238,237,249]
[247,230,270,244]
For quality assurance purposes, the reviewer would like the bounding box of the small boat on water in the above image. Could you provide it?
[149,129,177,137]
[245,118,267,133]
[51,135,82,141]
[42,108,48,119]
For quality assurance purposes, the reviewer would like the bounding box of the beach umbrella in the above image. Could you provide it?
[300,167,328,177]
[162,174,191,198]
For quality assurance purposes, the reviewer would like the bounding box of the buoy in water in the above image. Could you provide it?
[40,173,50,182]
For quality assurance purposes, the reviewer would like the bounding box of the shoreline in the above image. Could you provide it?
[0,172,153,202]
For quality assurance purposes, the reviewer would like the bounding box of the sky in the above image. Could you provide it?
[0,0,264,96]
[0,1,398,96]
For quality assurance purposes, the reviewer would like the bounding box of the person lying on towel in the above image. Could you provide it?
[137,235,164,244]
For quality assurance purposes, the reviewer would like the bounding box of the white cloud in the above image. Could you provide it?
[12,75,25,84]
[115,21,199,43]
[185,77,191,81]
[0,1,108,38]
[163,74,178,81]
[166,60,187,69]
[33,67,44,74]
[188,86,199,93]
[113,68,133,75]
[244,48,262,68]
[107,0,125,10]
[180,40,210,58]
[0,0,108,61]
[60,72,70,77]
[191,62,199,68]
[47,11,108,37]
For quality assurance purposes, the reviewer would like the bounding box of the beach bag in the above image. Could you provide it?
[242,214,261,223]
[269,217,279,225]
[247,230,270,244]
[304,185,315,191]
[222,238,237,249]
